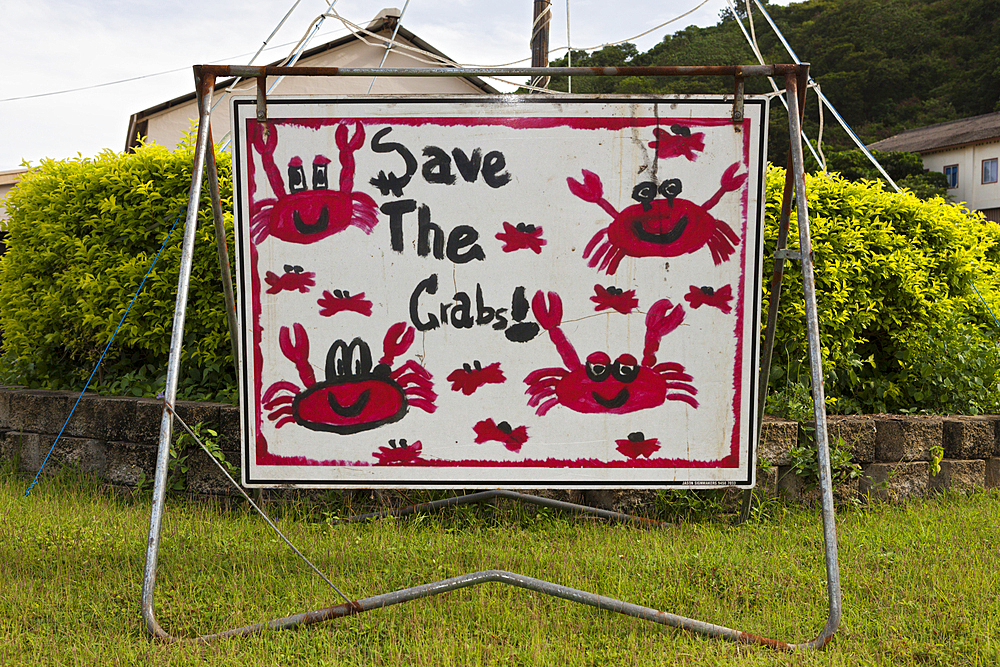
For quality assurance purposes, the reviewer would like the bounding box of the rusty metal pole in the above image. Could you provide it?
[783,69,842,649]
[140,69,216,641]
[204,127,239,367]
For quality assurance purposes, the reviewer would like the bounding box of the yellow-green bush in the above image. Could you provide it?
[764,165,1000,415]
[0,139,235,400]
[2,153,999,413]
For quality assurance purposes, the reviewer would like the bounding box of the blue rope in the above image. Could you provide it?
[23,210,184,497]
[970,279,1000,331]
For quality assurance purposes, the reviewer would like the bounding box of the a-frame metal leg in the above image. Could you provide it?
[140,70,217,641]
[140,63,840,650]
[780,69,842,648]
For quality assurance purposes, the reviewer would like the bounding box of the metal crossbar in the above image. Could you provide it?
[141,63,840,651]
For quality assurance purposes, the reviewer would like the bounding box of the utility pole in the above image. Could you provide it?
[529,0,551,91]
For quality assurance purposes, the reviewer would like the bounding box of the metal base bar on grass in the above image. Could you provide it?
[165,569,812,650]
[141,63,839,651]
[331,489,667,528]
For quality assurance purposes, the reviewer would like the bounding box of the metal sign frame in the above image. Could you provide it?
[141,63,841,650]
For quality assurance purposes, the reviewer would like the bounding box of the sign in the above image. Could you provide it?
[232,96,768,488]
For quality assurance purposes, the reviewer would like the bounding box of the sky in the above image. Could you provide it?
[0,0,795,171]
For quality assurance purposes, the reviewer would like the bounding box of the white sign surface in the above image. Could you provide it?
[232,96,768,488]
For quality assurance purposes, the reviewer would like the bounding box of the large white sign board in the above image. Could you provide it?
[233,96,767,488]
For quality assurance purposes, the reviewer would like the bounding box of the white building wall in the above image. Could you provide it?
[0,169,26,227]
[922,141,1000,214]
[971,140,1000,213]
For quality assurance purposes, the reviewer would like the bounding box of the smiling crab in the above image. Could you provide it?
[568,162,748,274]
[524,291,698,416]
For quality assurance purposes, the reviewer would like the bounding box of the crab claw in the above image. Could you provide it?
[531,290,563,331]
[567,170,604,204]
[381,321,415,366]
[278,323,316,387]
[720,162,748,193]
[646,299,685,340]
[279,323,309,365]
[250,120,278,156]
[335,121,366,152]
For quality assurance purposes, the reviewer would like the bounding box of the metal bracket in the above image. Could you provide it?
[256,75,268,123]
[732,75,745,125]
[775,248,813,262]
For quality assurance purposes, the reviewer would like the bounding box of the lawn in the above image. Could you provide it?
[2,466,998,666]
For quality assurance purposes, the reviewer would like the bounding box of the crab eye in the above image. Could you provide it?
[631,181,657,211]
[670,123,691,137]
[612,354,640,383]
[658,179,683,202]
[288,158,307,193]
[346,339,373,376]
[325,338,372,378]
[585,352,612,383]
[327,340,348,377]
[313,157,331,190]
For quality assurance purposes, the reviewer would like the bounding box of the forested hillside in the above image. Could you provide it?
[549,0,1000,165]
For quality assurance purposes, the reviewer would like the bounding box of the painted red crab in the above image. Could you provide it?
[249,121,378,245]
[648,125,706,161]
[568,162,748,274]
[615,431,661,459]
[473,418,529,453]
[373,438,425,465]
[264,264,316,294]
[524,291,698,416]
[262,321,436,435]
[447,360,506,395]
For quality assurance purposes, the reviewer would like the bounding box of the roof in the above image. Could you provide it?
[868,111,1000,154]
[0,168,27,188]
[125,12,499,149]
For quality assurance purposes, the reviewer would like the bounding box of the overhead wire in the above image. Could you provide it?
[749,0,898,190]
[269,0,341,93]
[726,0,825,168]
[4,1,716,105]
[367,0,412,94]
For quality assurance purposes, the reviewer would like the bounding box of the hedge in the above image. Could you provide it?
[2,148,999,414]
[0,139,235,400]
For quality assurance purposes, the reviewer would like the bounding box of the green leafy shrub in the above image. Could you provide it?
[0,138,235,401]
[763,165,1000,415]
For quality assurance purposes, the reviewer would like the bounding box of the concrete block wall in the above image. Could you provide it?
[762,414,1000,502]
[1,386,998,507]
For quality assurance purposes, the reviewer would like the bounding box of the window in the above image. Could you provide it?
[944,164,959,189]
[983,158,998,184]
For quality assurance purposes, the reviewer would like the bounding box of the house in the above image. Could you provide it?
[868,112,1000,223]
[125,8,500,153]
[0,168,28,230]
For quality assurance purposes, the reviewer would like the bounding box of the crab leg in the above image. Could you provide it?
[667,393,699,408]
[279,323,316,387]
[532,291,582,372]
[642,299,685,368]
[262,382,299,406]
[336,121,366,193]
[567,170,620,219]
[702,162,748,211]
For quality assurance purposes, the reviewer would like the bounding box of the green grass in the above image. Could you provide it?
[2,467,999,666]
